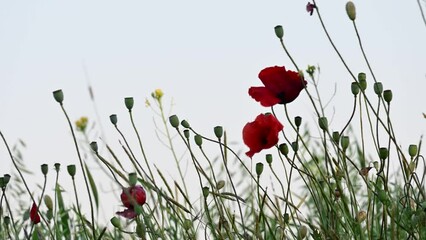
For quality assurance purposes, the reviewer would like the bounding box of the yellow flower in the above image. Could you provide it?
[75,117,88,132]
[151,88,164,100]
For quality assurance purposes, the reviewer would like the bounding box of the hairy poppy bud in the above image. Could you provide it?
[274,25,284,39]
[110,217,121,229]
[345,1,356,21]
[44,195,53,211]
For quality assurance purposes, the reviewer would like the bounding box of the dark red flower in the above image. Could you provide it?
[116,185,146,219]
[248,66,307,107]
[30,202,40,224]
[306,2,316,16]
[243,114,283,158]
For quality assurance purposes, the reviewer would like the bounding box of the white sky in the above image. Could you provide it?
[0,0,425,224]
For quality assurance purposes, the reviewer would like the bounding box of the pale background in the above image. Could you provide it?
[0,0,425,224]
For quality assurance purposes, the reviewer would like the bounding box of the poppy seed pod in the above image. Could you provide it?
[4,216,10,225]
[341,136,350,150]
[110,217,121,229]
[202,186,209,198]
[383,90,393,103]
[373,82,383,96]
[124,97,134,111]
[291,141,299,152]
[194,135,203,146]
[44,195,53,211]
[265,154,273,164]
[351,82,360,96]
[109,114,118,125]
[169,115,179,128]
[408,144,418,158]
[128,172,137,187]
[279,143,289,156]
[183,129,190,139]
[0,178,5,189]
[214,126,223,139]
[256,162,264,176]
[90,141,98,153]
[358,73,367,91]
[318,117,328,131]
[181,120,190,128]
[274,25,284,39]
[67,165,76,177]
[332,131,340,144]
[54,163,60,172]
[345,1,356,21]
[298,225,308,239]
[294,116,302,127]
[3,174,10,185]
[379,147,388,160]
[52,89,64,104]
[41,164,48,176]
[136,220,146,238]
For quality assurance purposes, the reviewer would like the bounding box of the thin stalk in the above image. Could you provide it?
[70,175,89,239]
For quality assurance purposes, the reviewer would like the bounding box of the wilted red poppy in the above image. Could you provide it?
[306,2,316,16]
[30,202,40,224]
[243,113,283,158]
[116,185,146,219]
[249,66,307,107]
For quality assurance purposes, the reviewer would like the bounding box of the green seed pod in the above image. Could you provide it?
[0,177,5,189]
[90,141,98,152]
[136,220,146,238]
[124,97,134,111]
[194,135,203,146]
[3,174,10,185]
[202,186,209,198]
[67,165,76,177]
[128,172,137,187]
[52,89,64,104]
[46,209,53,220]
[183,219,192,230]
[109,114,118,125]
[279,143,289,156]
[183,129,190,139]
[379,147,388,160]
[408,144,418,158]
[318,117,328,131]
[181,120,190,128]
[169,115,179,128]
[377,190,388,204]
[274,25,284,39]
[41,164,48,175]
[214,126,223,139]
[341,136,350,150]
[256,162,264,176]
[358,73,367,91]
[44,195,53,211]
[345,1,356,21]
[216,180,225,190]
[265,154,273,164]
[294,116,302,127]
[332,131,340,144]
[110,217,121,228]
[4,216,10,225]
[373,82,383,96]
[351,82,360,96]
[383,90,393,103]
[283,213,290,224]
[291,141,299,152]
[54,163,60,172]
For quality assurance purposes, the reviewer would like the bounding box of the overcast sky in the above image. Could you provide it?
[0,0,425,223]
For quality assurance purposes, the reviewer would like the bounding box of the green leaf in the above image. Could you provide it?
[85,163,99,211]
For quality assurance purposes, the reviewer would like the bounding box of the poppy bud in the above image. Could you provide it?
[110,217,121,229]
[341,136,349,150]
[379,147,388,160]
[54,163,60,172]
[202,186,209,198]
[279,143,289,156]
[136,220,146,238]
[67,165,76,177]
[283,213,290,223]
[44,195,53,211]
[3,174,10,185]
[265,154,273,164]
[318,117,328,131]
[128,172,137,187]
[291,141,298,152]
[194,135,203,146]
[216,180,225,190]
[181,120,190,128]
[345,1,356,21]
[373,82,383,96]
[332,131,340,144]
[124,97,134,111]
[169,115,179,128]
[214,126,223,139]
[109,114,118,126]
[408,144,418,158]
[298,225,308,239]
[52,89,64,104]
[183,219,192,230]
[358,73,367,91]
[383,90,393,103]
[90,141,98,152]
[134,204,143,215]
[4,216,10,225]
[377,190,389,205]
[256,162,264,176]
[351,82,360,96]
[41,164,48,176]
[294,116,302,127]
[274,25,284,39]
[356,211,367,223]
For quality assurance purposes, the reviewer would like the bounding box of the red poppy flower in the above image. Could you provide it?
[248,66,307,107]
[243,113,283,158]
[30,202,40,224]
[116,185,146,219]
[306,2,316,16]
